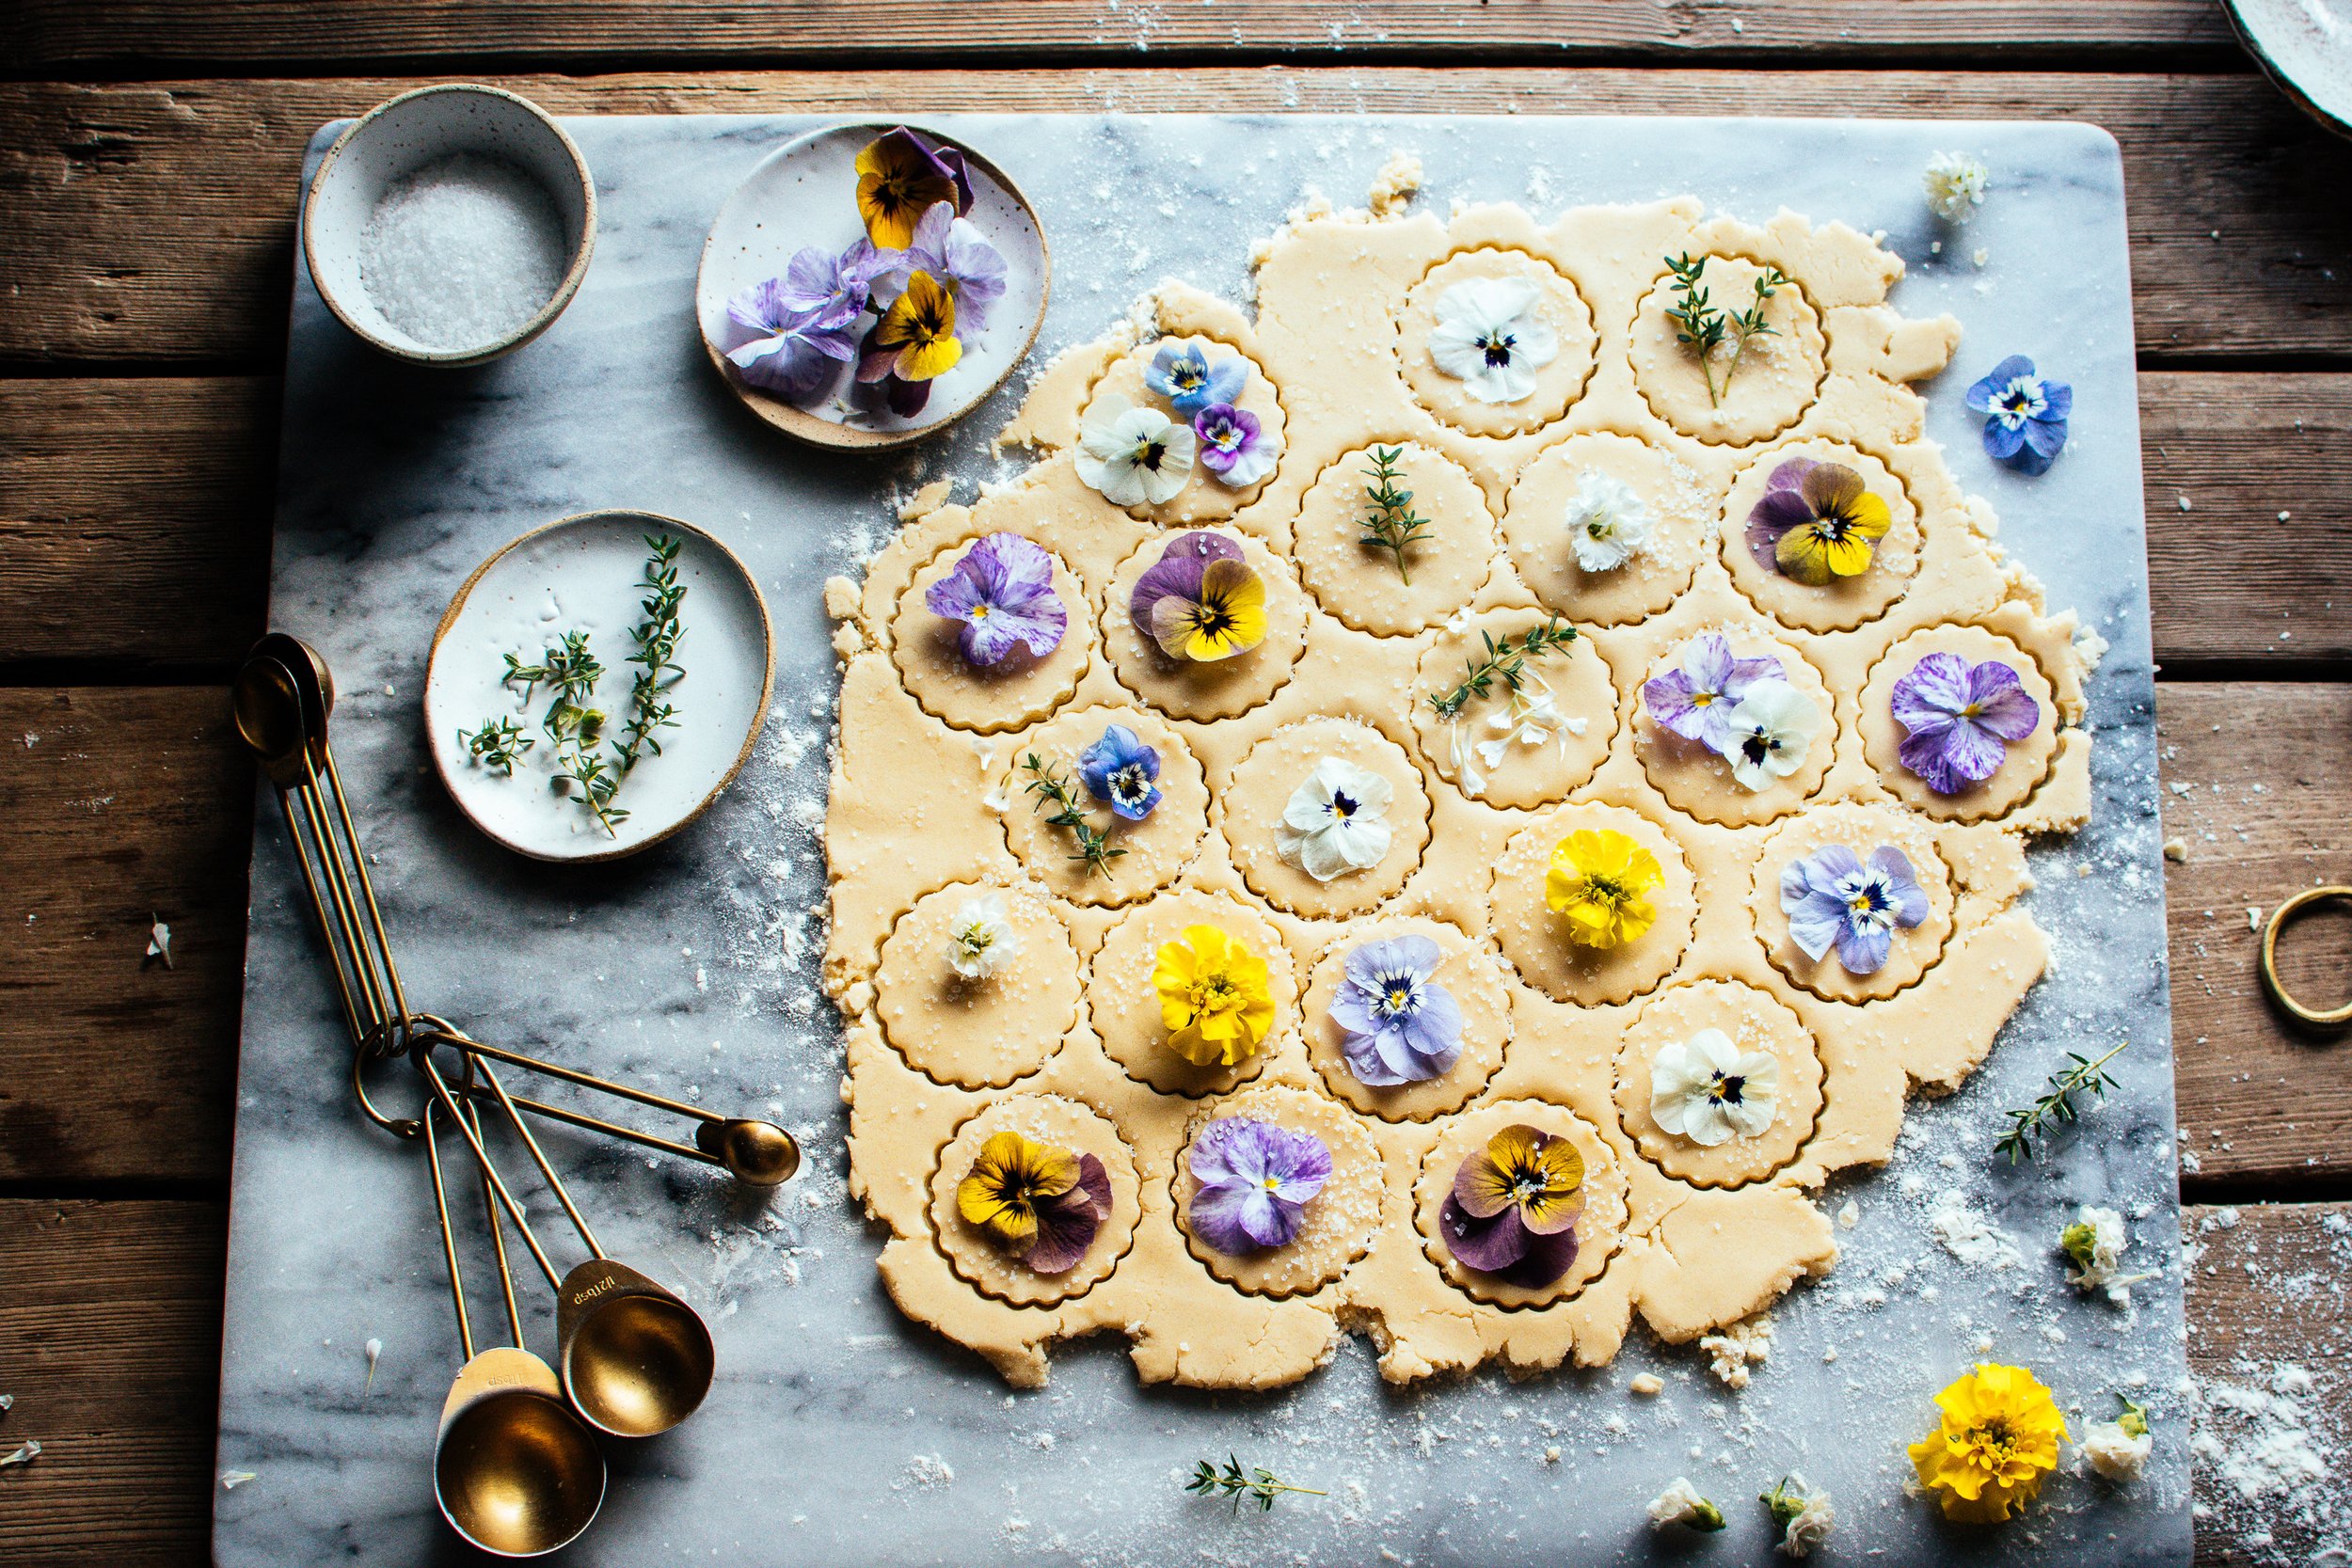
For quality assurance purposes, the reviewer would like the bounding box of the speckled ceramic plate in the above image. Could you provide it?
[2227,0,2352,137]
[424,510,773,862]
[693,119,1051,450]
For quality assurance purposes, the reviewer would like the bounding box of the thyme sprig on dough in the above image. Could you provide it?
[1427,619,1578,720]
[1021,752,1126,879]
[1995,1041,2125,1164]
[1185,1454,1325,1513]
[1357,445,1433,584]
[1663,253,1788,408]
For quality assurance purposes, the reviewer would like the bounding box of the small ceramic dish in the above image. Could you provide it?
[2226,0,2352,138]
[694,120,1050,450]
[305,83,597,367]
[424,511,774,863]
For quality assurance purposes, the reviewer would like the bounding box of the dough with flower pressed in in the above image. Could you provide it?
[892,538,1095,733]
[1302,916,1511,1121]
[1079,335,1283,525]
[1750,803,1954,1002]
[1219,716,1431,919]
[1627,622,1836,827]
[1396,247,1597,436]
[1502,431,1717,626]
[1089,888,1292,1096]
[929,1094,1141,1307]
[1102,529,1309,721]
[999,705,1207,906]
[1718,438,1921,633]
[1490,801,1697,1006]
[876,882,1081,1087]
[1290,443,1496,636]
[1178,1083,1385,1297]
[1408,610,1617,809]
[1613,979,1823,1187]
[1630,254,1826,445]
[1860,624,2060,822]
[1413,1098,1628,1307]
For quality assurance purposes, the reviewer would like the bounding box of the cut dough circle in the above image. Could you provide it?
[1860,624,2060,822]
[1078,335,1284,526]
[1630,255,1826,446]
[1629,626,1836,827]
[1396,247,1597,437]
[1088,887,1293,1097]
[1490,800,1697,1006]
[1290,442,1496,636]
[1219,716,1433,920]
[1613,978,1823,1188]
[892,537,1095,734]
[875,882,1082,1087]
[1301,915,1511,1121]
[929,1093,1143,1307]
[1414,1098,1629,1308]
[1749,802,1955,1003]
[1177,1081,1386,1298]
[1408,610,1617,809]
[1500,430,1716,627]
[1102,528,1310,722]
[1718,438,1923,633]
[1000,705,1209,907]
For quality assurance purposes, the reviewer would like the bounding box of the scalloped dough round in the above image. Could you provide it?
[1078,335,1284,526]
[1414,1098,1629,1308]
[1408,611,1616,809]
[1860,624,2060,822]
[1302,916,1511,1121]
[929,1093,1143,1307]
[1220,717,1432,919]
[1719,439,1922,633]
[1501,431,1715,626]
[1102,529,1309,721]
[1749,802,1955,1002]
[1630,255,1826,446]
[999,705,1209,907]
[892,538,1095,734]
[1629,626,1836,827]
[1291,443,1495,636]
[876,882,1081,1087]
[1178,1083,1385,1297]
[1396,247,1597,437]
[1490,801,1697,1006]
[1613,979,1822,1189]
[1089,888,1291,1097]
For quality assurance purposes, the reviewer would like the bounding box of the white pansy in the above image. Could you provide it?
[1720,680,1821,792]
[1074,395,1197,506]
[1426,277,1559,404]
[1650,1026,1779,1147]
[945,893,1021,981]
[1274,756,1394,881]
[1562,467,1656,573]
[1923,151,1989,222]
[2081,1414,2153,1482]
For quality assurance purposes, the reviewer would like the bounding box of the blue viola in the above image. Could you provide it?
[1964,355,2072,476]
[1077,723,1162,821]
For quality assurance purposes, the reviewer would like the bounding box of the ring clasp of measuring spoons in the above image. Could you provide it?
[352,1012,472,1138]
[2259,886,2352,1027]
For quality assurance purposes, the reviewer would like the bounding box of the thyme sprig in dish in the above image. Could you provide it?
[1357,445,1433,584]
[1428,618,1579,719]
[616,533,688,777]
[1663,253,1788,408]
[457,716,533,776]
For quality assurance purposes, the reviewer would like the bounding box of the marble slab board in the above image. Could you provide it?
[216,113,2188,1567]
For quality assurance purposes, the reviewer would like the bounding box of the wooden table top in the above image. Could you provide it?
[0,5,2345,1563]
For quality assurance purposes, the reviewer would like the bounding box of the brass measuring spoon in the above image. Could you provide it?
[423,1094,605,1558]
[2260,887,2352,1027]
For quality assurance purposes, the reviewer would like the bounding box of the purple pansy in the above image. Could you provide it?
[1438,1124,1583,1288]
[1191,403,1278,488]
[1779,844,1930,975]
[1889,652,2042,793]
[865,200,1009,333]
[1025,1153,1115,1275]
[1329,935,1463,1086]
[924,533,1068,667]
[1076,722,1162,821]
[1642,632,1789,754]
[1187,1116,1333,1254]
[1964,355,2073,476]
[774,242,882,325]
[1144,341,1247,419]
[1127,531,1266,662]
[723,268,861,403]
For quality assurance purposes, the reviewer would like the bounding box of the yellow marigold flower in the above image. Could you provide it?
[874,271,962,384]
[1906,1362,2070,1523]
[1543,828,1662,950]
[1152,924,1277,1067]
[854,129,959,249]
[956,1130,1080,1252]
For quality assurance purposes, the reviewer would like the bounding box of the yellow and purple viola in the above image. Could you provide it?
[1744,457,1893,585]
[1438,1123,1584,1287]
[1129,531,1268,662]
[852,126,972,250]
[956,1129,1113,1275]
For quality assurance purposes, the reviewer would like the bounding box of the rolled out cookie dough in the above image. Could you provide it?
[1177,1082,1385,1297]
[1408,610,1617,810]
[999,705,1209,907]
[1089,887,1293,1097]
[1612,978,1824,1188]
[876,882,1082,1087]
[1859,623,2060,822]
[1302,915,1512,1121]
[1290,442,1496,637]
[1102,528,1310,722]
[1218,716,1432,920]
[1717,438,1922,633]
[1489,801,1698,1006]
[1395,246,1597,437]
[928,1093,1143,1307]
[1414,1098,1629,1308]
[1630,253,1826,446]
[1501,430,1716,627]
[1749,801,1955,1002]
[892,537,1095,733]
[1078,335,1285,525]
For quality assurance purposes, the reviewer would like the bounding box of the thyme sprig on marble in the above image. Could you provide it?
[457,716,533,776]
[1021,752,1125,879]
[615,533,687,777]
[1185,1455,1324,1513]
[1995,1041,2126,1165]
[1357,445,1434,584]
[1427,618,1579,719]
[1663,253,1788,408]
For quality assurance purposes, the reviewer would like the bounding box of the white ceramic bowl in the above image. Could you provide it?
[304,84,597,367]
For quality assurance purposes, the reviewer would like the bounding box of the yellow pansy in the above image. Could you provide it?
[853,129,959,249]
[1906,1363,2070,1523]
[955,1130,1079,1252]
[1543,828,1663,950]
[1151,925,1277,1067]
[873,271,962,384]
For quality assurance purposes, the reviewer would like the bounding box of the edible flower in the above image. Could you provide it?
[1129,532,1267,662]
[1329,935,1463,1086]
[956,1130,1112,1275]
[1562,467,1655,574]
[1438,1123,1583,1287]
[1923,150,1989,223]
[1275,757,1394,882]
[1543,828,1662,950]
[2081,1398,2153,1483]
[858,269,961,394]
[1719,682,1823,792]
[1187,1116,1332,1254]
[866,199,1009,334]
[1075,395,1197,507]
[1889,652,2042,794]
[1427,277,1559,404]
[724,268,861,402]
[1145,341,1248,419]
[1642,633,1788,755]
[946,892,1021,981]
[924,533,1068,667]
[1964,355,2072,476]
[1192,403,1279,488]
[854,127,971,249]
[1760,1474,1835,1558]
[1779,844,1929,974]
[1645,1478,1726,1532]
[1744,457,1893,585]
[1650,1027,1780,1147]
[1152,925,1277,1068]
[2059,1205,2154,1307]
[1077,722,1163,821]
[1907,1363,2069,1523]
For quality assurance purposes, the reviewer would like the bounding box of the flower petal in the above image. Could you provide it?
[1438,1194,1532,1272]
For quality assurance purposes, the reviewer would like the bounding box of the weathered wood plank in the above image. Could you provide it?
[1,71,2349,365]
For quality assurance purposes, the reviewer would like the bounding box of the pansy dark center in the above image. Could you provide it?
[1709,1071,1747,1104]
[1849,883,1889,916]
[1110,765,1151,803]
[1331,789,1359,819]
[1379,979,1417,1018]
[1478,330,1518,368]
[1133,437,1171,471]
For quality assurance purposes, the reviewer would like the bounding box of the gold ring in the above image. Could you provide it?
[2259,886,2352,1027]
